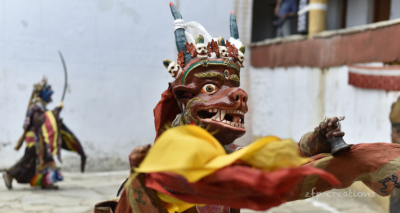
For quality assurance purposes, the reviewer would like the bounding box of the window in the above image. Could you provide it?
[251,0,299,42]
[373,0,391,22]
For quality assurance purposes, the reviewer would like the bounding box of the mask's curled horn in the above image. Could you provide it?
[230,11,239,39]
[170,2,192,64]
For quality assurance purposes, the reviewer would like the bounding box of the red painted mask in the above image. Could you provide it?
[155,4,247,145]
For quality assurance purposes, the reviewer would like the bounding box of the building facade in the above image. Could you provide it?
[249,0,400,144]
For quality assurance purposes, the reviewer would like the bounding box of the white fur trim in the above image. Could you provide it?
[228,37,243,50]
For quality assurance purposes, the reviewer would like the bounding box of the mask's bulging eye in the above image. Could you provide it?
[201,84,218,94]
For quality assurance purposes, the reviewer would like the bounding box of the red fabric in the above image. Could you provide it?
[197,205,230,213]
[115,189,132,213]
[288,142,400,201]
[43,112,56,153]
[145,165,340,211]
[153,85,181,141]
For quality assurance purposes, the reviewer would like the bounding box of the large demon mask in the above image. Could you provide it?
[156,4,246,145]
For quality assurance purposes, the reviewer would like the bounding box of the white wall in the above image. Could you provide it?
[249,65,398,144]
[0,0,253,171]
[391,0,400,20]
[346,0,374,28]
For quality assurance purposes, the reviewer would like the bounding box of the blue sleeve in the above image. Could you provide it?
[290,0,298,13]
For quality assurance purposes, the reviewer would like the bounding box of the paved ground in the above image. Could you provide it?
[0,170,389,213]
[0,170,128,213]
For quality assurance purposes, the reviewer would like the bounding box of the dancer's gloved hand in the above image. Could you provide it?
[314,117,345,141]
[129,144,152,168]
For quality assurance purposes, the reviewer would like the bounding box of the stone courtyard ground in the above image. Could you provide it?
[0,170,389,213]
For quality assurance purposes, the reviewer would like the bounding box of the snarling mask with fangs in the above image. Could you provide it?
[171,65,247,145]
[155,3,247,145]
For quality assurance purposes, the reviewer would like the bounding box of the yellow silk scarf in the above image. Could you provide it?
[131,125,311,212]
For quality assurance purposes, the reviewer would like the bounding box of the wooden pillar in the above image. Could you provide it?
[308,0,328,38]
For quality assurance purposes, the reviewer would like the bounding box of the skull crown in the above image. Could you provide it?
[165,5,246,79]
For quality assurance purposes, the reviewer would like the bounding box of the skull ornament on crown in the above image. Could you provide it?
[157,3,247,146]
[163,60,182,79]
[237,46,245,67]
[218,37,230,60]
[195,35,208,59]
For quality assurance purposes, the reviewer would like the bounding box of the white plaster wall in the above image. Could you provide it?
[391,0,400,20]
[346,0,374,28]
[250,66,398,144]
[0,0,253,171]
